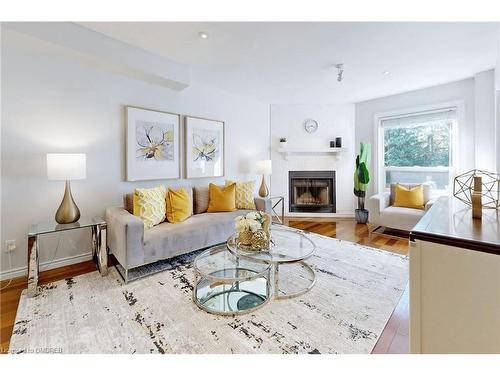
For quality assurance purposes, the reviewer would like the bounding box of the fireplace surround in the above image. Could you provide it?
[289,170,336,213]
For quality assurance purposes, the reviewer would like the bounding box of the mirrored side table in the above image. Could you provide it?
[27,217,108,298]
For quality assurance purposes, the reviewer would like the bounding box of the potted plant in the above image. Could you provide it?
[279,137,287,148]
[353,142,371,224]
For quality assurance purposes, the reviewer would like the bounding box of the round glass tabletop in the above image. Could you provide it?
[194,245,271,281]
[227,225,316,263]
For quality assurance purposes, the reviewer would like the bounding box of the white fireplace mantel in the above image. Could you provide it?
[270,102,355,217]
[277,147,348,160]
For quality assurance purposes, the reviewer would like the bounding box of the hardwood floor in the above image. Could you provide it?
[285,217,410,354]
[284,217,409,255]
[371,283,409,354]
[0,218,409,354]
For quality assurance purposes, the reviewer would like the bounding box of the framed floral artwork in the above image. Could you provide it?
[126,106,181,181]
[185,116,225,179]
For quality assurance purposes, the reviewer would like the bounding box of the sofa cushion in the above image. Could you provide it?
[380,206,425,232]
[166,187,192,223]
[133,186,167,229]
[143,210,250,262]
[124,193,134,214]
[226,180,256,209]
[393,184,424,210]
[207,183,236,212]
[390,182,432,206]
[193,186,210,214]
[125,187,193,215]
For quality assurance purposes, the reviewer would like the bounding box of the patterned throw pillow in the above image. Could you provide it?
[225,180,256,209]
[133,186,167,229]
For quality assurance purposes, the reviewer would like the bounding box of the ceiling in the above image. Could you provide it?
[79,22,499,104]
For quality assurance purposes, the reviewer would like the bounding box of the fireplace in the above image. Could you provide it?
[289,171,336,213]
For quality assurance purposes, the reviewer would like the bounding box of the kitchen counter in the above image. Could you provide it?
[409,196,500,353]
[410,196,500,255]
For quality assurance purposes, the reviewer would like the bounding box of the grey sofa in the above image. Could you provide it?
[105,185,270,282]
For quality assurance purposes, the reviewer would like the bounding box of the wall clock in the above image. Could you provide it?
[304,119,318,133]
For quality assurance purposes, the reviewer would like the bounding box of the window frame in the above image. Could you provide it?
[373,102,462,194]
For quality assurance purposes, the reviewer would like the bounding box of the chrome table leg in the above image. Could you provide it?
[273,263,280,298]
[93,223,108,276]
[271,196,285,224]
[27,235,39,297]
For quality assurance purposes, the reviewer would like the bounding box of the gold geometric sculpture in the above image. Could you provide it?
[453,169,500,209]
[471,176,482,219]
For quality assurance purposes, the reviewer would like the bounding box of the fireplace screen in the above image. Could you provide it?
[289,171,336,213]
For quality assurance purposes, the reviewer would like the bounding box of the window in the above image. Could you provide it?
[378,108,457,192]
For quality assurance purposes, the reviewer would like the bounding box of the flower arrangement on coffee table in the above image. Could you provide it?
[234,211,271,250]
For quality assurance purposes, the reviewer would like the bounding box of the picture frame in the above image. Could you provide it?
[126,106,181,181]
[184,116,225,179]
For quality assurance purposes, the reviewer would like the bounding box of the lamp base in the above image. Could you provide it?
[258,175,269,198]
[55,181,81,224]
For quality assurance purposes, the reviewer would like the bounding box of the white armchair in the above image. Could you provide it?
[367,183,436,232]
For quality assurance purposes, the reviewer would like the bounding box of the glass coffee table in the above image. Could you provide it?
[227,225,316,300]
[193,245,272,315]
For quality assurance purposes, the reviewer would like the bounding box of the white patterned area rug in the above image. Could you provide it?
[10,232,408,354]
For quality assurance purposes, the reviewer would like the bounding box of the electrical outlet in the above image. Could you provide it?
[5,240,16,253]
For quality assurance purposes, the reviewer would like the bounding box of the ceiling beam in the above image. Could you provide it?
[4,22,191,91]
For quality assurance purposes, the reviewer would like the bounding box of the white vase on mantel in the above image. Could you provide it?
[280,141,288,149]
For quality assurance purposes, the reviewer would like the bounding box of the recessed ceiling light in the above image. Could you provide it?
[383,71,390,75]
[198,32,209,39]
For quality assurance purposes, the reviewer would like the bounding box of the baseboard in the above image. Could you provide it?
[284,212,355,218]
[0,252,93,282]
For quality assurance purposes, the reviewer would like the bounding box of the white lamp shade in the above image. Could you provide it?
[47,153,86,180]
[256,159,272,175]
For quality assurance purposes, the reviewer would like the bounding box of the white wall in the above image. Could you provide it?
[496,23,500,91]
[0,29,270,278]
[270,103,356,216]
[496,24,500,172]
[497,91,500,173]
[0,24,3,269]
[474,70,496,172]
[355,77,479,197]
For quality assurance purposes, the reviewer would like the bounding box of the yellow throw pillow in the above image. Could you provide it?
[207,183,236,212]
[393,184,425,210]
[133,186,167,229]
[166,188,192,223]
[225,180,256,209]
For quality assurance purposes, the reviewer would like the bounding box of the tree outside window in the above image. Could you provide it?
[380,109,456,191]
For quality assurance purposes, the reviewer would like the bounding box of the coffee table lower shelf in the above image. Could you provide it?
[193,244,317,315]
[194,271,271,316]
[193,246,272,316]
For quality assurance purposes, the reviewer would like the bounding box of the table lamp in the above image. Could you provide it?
[47,153,86,224]
[256,159,272,198]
